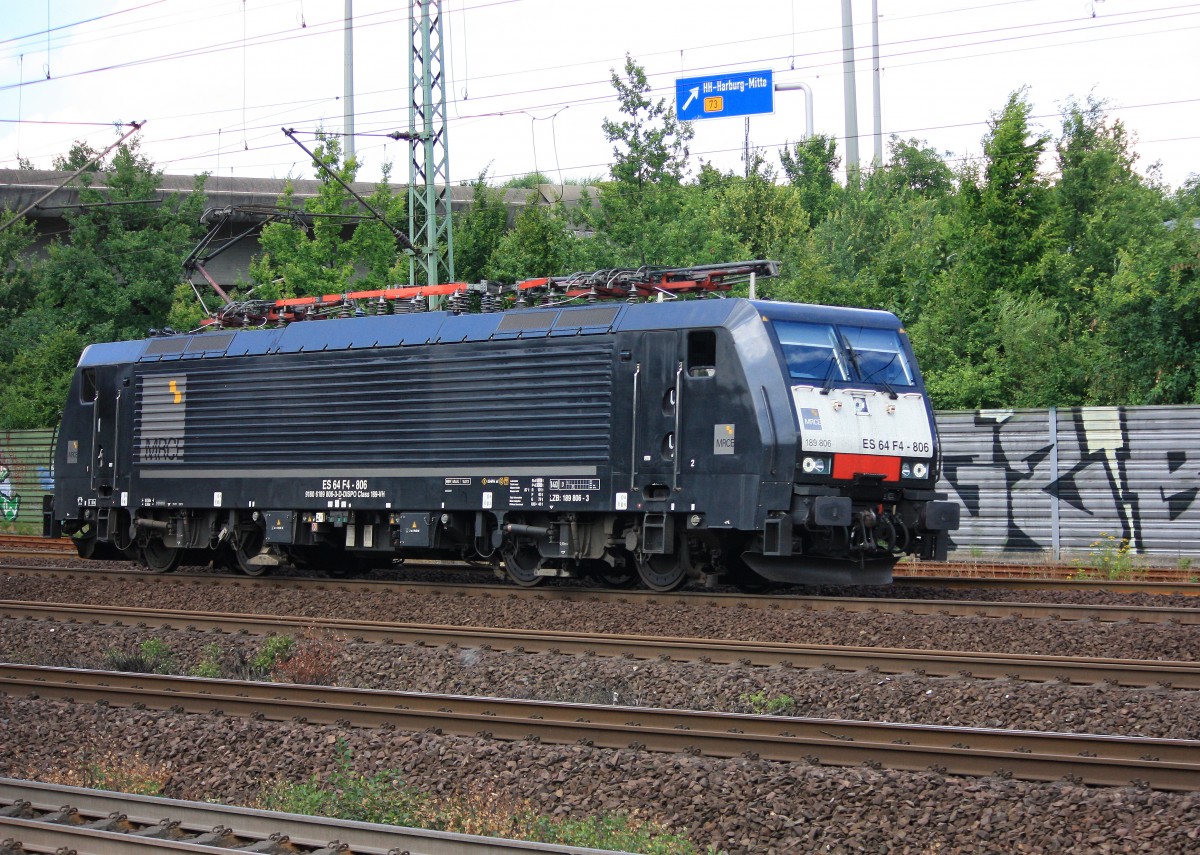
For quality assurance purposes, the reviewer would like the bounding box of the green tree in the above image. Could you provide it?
[453,172,510,283]
[603,55,691,189]
[0,319,88,428]
[976,89,1051,295]
[909,91,1053,408]
[874,137,955,200]
[652,179,747,269]
[0,204,37,328]
[52,139,106,172]
[502,171,554,190]
[1173,175,1200,218]
[1086,246,1199,403]
[779,133,841,227]
[793,137,953,325]
[0,135,207,428]
[707,151,807,262]
[248,134,407,301]
[595,54,694,265]
[33,139,207,343]
[484,195,575,282]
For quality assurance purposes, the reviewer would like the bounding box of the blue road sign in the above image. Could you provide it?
[675,69,774,121]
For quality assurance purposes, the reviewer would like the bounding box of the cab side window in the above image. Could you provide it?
[687,330,717,377]
[80,368,98,403]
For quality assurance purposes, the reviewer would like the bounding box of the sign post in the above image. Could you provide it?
[675,69,774,121]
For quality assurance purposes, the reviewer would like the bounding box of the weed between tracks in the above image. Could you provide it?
[257,741,709,853]
[28,742,708,853]
[20,750,170,796]
[94,630,341,684]
[1072,533,1136,581]
[738,690,798,716]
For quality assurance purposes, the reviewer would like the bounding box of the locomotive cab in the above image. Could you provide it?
[728,302,960,586]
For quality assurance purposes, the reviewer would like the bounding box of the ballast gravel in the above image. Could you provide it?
[3,569,1200,852]
[1,696,1198,854]
[1,619,1198,740]
[2,569,1198,662]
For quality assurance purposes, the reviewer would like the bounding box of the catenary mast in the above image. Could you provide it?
[408,0,455,289]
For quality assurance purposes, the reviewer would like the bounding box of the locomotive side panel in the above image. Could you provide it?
[130,338,617,515]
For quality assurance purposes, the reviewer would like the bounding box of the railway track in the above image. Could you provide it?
[3,564,1200,624]
[4,600,1198,690]
[0,777,602,855]
[10,531,1200,584]
[7,540,1200,595]
[2,663,1197,791]
[898,560,1200,584]
[894,573,1200,597]
[0,536,75,560]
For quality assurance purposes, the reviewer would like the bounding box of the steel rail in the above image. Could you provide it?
[0,777,619,855]
[9,558,1200,596]
[2,665,1198,791]
[4,600,1199,690]
[0,536,75,560]
[10,544,1200,591]
[902,560,1200,582]
[4,564,1200,625]
[896,573,1200,596]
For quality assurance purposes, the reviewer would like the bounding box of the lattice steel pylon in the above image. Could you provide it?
[408,0,455,288]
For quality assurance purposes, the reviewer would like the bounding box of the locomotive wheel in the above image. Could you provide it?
[233,523,269,576]
[635,552,687,592]
[141,539,182,574]
[502,542,546,587]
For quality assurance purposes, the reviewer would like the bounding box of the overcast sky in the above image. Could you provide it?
[1,0,1197,191]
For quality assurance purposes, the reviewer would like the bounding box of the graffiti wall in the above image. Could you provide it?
[936,406,1200,559]
[0,430,55,534]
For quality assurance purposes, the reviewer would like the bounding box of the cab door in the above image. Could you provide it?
[89,366,122,498]
[630,332,682,499]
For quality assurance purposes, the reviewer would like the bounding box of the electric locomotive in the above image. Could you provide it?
[43,262,958,590]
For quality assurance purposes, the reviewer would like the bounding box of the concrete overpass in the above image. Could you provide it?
[0,169,595,289]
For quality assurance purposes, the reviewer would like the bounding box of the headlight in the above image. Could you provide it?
[801,456,831,475]
[901,460,930,479]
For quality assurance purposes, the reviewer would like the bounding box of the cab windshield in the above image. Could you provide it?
[774,320,914,387]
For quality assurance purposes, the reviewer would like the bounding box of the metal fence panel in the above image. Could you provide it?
[0,429,55,535]
[937,406,1200,560]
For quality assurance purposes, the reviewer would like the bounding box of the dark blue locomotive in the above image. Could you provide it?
[44,274,958,590]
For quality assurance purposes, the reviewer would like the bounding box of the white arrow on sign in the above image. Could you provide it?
[681,86,699,112]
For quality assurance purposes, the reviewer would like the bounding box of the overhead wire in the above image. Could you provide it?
[0,0,170,49]
[0,0,534,92]
[3,0,1190,103]
[1,0,1184,114]
[1,1,1194,186]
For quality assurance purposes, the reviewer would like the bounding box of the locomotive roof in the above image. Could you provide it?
[77,298,903,368]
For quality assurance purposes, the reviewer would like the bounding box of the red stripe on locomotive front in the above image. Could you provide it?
[832,453,901,482]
